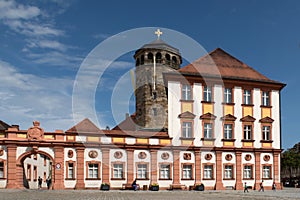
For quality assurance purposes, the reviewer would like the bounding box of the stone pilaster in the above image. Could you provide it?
[6,145,17,189]
[126,149,134,184]
[215,151,224,190]
[235,152,243,190]
[102,148,110,184]
[150,150,158,183]
[53,146,64,190]
[254,152,261,190]
[173,150,180,184]
[273,152,281,189]
[75,147,85,189]
[194,150,201,183]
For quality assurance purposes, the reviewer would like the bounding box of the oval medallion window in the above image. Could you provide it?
[114,151,123,159]
[88,150,98,158]
[183,153,191,160]
[138,152,147,159]
[263,155,270,162]
[225,154,232,161]
[245,154,252,161]
[205,153,212,161]
[67,150,73,158]
[161,152,169,160]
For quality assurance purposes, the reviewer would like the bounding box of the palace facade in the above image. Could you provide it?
[0,34,285,190]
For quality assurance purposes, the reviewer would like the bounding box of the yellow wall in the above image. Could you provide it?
[223,141,234,146]
[87,136,99,142]
[181,140,193,146]
[182,102,192,113]
[203,104,213,114]
[243,107,252,117]
[17,133,27,138]
[160,139,170,145]
[262,108,271,118]
[136,138,148,144]
[224,105,233,115]
[113,137,125,143]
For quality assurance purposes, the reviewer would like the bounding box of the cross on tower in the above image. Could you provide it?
[155,29,163,39]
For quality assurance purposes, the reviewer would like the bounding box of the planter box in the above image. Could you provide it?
[150,185,159,191]
[100,184,110,191]
[194,184,204,191]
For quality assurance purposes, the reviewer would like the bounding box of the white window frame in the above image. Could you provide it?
[224,88,232,103]
[263,166,271,179]
[68,163,74,179]
[204,165,213,179]
[244,165,252,179]
[204,123,212,139]
[182,165,192,179]
[204,86,212,102]
[160,164,170,179]
[224,165,233,179]
[88,163,99,179]
[137,164,147,179]
[182,84,191,100]
[113,164,123,179]
[244,125,252,140]
[262,91,270,106]
[182,122,192,138]
[244,89,251,105]
[224,124,232,139]
[262,126,270,141]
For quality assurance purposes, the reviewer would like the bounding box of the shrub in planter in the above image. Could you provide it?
[100,183,110,191]
[149,183,159,191]
[194,183,204,191]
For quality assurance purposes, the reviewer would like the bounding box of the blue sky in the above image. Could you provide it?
[0,0,299,150]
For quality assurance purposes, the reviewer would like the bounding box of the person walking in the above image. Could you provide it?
[258,180,264,192]
[46,176,51,190]
[132,179,138,191]
[38,176,43,190]
[244,182,249,193]
[272,181,276,191]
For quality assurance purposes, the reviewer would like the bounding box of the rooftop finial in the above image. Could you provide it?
[155,28,163,39]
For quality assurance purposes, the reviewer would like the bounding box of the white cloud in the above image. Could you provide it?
[0,59,75,131]
[0,0,40,20]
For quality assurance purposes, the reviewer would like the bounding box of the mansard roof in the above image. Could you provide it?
[200,112,217,120]
[66,118,103,134]
[178,111,196,119]
[0,120,11,131]
[240,115,256,122]
[259,116,274,123]
[177,48,285,87]
[221,114,237,121]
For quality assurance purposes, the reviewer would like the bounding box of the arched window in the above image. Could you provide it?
[172,56,177,64]
[165,54,170,65]
[147,53,153,63]
[165,54,170,61]
[141,55,144,65]
[136,58,140,66]
[156,52,162,63]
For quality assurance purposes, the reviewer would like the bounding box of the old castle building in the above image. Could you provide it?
[0,30,285,190]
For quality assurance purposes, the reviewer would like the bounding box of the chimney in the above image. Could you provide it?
[125,113,130,119]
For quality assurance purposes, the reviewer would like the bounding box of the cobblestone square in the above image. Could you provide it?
[0,188,299,200]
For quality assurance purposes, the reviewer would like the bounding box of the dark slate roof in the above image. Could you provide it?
[0,120,11,131]
[140,39,180,55]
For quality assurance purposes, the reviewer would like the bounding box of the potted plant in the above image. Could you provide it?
[149,183,159,191]
[194,183,204,191]
[100,183,110,191]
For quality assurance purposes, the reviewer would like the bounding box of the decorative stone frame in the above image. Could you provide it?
[0,159,6,179]
[110,162,125,180]
[223,164,235,180]
[158,162,173,180]
[262,164,272,180]
[135,162,149,180]
[202,163,215,180]
[85,161,101,180]
[181,163,194,180]
[65,160,76,180]
[243,164,254,180]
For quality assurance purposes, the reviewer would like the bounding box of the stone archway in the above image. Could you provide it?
[16,150,55,189]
